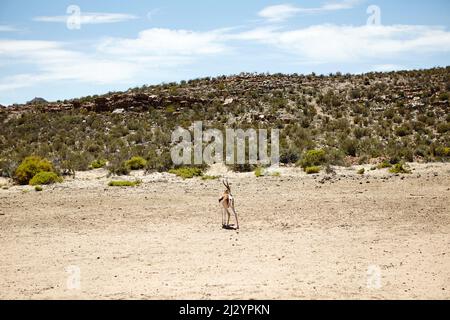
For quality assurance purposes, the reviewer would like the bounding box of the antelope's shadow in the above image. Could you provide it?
[222,224,238,231]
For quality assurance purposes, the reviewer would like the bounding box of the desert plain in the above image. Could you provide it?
[1,163,449,299]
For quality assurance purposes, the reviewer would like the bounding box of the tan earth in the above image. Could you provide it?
[1,163,449,300]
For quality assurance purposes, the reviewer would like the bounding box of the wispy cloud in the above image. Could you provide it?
[258,0,362,22]
[33,12,138,24]
[97,28,227,56]
[321,0,362,11]
[258,4,302,23]
[0,25,20,32]
[0,39,138,91]
[232,24,450,64]
[0,28,230,93]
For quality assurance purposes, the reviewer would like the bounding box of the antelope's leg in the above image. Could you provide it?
[222,207,226,227]
[232,207,239,230]
[226,209,231,226]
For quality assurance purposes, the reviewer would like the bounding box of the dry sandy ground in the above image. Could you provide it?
[1,163,449,300]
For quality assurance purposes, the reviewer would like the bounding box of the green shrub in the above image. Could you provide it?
[108,180,141,187]
[389,163,411,174]
[271,171,281,177]
[169,167,203,179]
[108,160,131,176]
[165,105,176,113]
[280,149,300,164]
[29,172,63,186]
[145,150,173,173]
[395,125,412,137]
[305,166,321,174]
[125,156,147,170]
[341,138,358,156]
[298,149,326,168]
[439,92,449,101]
[14,156,55,185]
[254,167,264,177]
[0,158,16,178]
[64,151,91,171]
[435,146,450,157]
[436,123,450,134]
[90,159,107,169]
[357,168,365,175]
[414,145,429,158]
[377,161,392,169]
[35,186,43,192]
[108,154,131,176]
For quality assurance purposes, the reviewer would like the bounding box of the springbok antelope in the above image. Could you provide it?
[219,179,239,230]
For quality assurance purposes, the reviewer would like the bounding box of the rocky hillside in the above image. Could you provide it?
[1,67,449,176]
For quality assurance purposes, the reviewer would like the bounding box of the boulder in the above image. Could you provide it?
[112,108,125,114]
[94,97,110,112]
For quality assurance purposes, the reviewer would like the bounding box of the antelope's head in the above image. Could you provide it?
[222,179,231,194]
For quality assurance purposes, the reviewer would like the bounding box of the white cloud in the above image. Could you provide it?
[34,12,138,24]
[2,13,450,98]
[97,28,227,56]
[0,73,56,92]
[258,0,362,22]
[0,28,230,93]
[371,64,405,72]
[321,0,361,11]
[233,24,450,64]
[0,39,139,91]
[258,4,302,23]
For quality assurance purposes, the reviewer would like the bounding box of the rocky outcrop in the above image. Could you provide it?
[3,67,449,116]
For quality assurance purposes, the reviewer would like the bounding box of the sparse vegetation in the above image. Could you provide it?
[108,159,131,176]
[435,146,450,157]
[29,171,63,186]
[254,167,264,177]
[377,161,392,169]
[357,168,365,175]
[90,159,107,169]
[108,180,141,187]
[305,166,321,174]
[169,167,203,179]
[298,149,326,173]
[299,149,326,167]
[389,163,411,174]
[14,156,56,185]
[1,68,449,175]
[34,186,43,192]
[125,156,147,170]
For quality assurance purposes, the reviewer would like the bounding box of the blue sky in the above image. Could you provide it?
[0,0,449,105]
